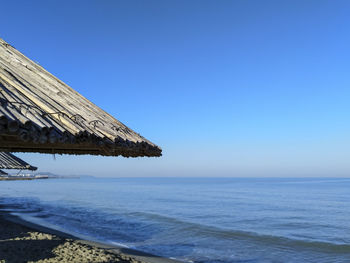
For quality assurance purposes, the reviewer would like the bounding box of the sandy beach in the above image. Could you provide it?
[0,212,180,263]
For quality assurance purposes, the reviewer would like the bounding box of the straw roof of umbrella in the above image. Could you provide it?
[0,38,161,157]
[0,152,37,171]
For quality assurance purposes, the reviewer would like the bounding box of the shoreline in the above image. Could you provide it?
[0,211,182,263]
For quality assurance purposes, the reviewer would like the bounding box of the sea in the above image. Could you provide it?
[0,177,349,263]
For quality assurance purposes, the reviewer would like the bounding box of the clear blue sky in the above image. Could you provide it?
[2,0,350,177]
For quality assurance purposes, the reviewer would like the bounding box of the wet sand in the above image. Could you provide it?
[0,212,181,263]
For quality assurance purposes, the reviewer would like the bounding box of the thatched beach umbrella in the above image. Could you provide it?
[0,38,161,157]
[0,152,37,171]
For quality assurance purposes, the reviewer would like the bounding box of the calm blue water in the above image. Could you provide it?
[0,177,350,263]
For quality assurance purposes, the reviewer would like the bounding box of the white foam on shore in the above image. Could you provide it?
[107,241,130,248]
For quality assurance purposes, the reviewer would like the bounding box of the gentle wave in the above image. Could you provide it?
[131,211,350,253]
